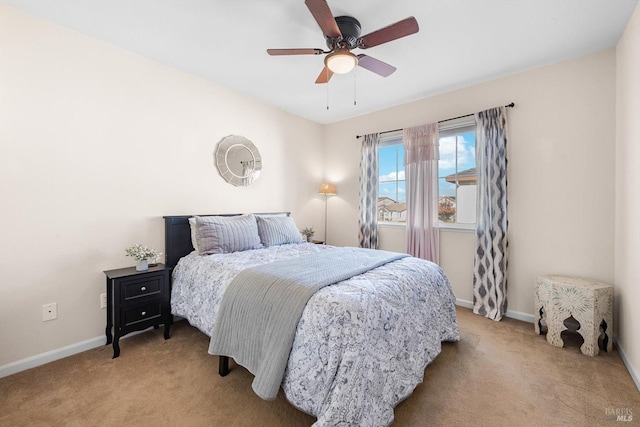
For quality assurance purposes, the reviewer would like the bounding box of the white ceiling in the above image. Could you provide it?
[2,0,638,124]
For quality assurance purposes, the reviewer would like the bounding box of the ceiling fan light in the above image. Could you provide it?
[325,50,358,74]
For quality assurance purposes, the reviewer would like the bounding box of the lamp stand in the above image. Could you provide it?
[324,194,328,244]
[317,182,336,244]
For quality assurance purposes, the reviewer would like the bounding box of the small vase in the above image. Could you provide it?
[306,236,312,242]
[136,259,149,271]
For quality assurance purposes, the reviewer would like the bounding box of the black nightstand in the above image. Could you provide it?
[104,264,171,358]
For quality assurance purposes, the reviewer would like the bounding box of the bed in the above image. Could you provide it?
[164,213,459,426]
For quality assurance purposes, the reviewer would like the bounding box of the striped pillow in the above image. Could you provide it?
[195,214,262,255]
[256,216,303,247]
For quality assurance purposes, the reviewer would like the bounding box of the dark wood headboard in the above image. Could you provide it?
[163,212,291,268]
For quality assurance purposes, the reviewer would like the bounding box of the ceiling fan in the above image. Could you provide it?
[267,0,419,84]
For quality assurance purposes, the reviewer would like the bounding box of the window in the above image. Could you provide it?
[377,136,406,223]
[377,122,476,228]
[438,122,476,227]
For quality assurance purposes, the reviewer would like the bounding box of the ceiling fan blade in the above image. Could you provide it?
[315,66,334,84]
[358,17,419,49]
[267,48,324,56]
[357,54,396,77]
[305,0,341,39]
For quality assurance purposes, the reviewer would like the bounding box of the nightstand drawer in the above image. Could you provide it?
[123,301,162,326]
[121,275,163,302]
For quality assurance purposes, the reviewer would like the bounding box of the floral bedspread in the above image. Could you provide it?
[171,243,459,426]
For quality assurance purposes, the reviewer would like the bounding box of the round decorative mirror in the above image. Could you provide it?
[214,135,262,186]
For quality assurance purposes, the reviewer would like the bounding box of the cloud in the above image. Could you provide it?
[439,135,475,170]
[380,170,405,182]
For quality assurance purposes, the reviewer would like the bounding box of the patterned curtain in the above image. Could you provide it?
[473,107,509,321]
[403,123,440,262]
[358,133,380,249]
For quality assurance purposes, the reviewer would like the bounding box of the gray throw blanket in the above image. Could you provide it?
[208,247,408,400]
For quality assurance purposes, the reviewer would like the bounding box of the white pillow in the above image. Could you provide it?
[188,217,201,253]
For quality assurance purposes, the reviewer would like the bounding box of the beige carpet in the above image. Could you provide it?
[1,307,638,426]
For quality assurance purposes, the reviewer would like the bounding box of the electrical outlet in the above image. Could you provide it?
[100,293,107,309]
[42,303,57,321]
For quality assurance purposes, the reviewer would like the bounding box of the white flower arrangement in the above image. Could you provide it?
[125,244,162,263]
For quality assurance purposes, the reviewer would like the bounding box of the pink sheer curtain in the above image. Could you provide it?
[403,123,439,262]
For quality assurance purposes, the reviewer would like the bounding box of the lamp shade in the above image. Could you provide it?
[318,183,337,195]
[324,50,358,74]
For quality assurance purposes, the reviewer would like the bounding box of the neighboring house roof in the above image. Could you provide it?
[378,197,396,207]
[386,203,406,213]
[445,167,477,184]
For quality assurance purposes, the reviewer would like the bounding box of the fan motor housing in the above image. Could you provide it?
[327,16,361,49]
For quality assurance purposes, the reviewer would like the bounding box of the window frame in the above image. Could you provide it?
[375,121,478,231]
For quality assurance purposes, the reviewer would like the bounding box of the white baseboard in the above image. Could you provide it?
[455,299,474,310]
[615,339,640,392]
[455,298,535,323]
[0,327,158,379]
[0,335,105,379]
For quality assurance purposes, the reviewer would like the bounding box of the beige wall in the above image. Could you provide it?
[1,3,634,388]
[325,49,616,318]
[0,5,325,368]
[615,3,640,389]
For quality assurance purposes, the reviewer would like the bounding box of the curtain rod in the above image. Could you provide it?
[355,102,515,139]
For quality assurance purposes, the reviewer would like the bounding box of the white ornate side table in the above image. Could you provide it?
[535,275,613,356]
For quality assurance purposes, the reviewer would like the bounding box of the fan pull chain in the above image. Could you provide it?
[326,68,330,110]
[353,66,357,106]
